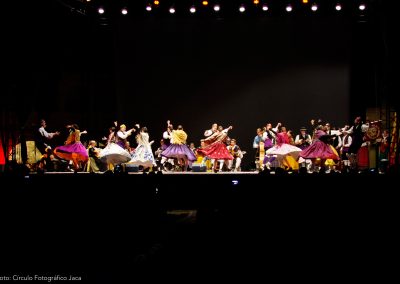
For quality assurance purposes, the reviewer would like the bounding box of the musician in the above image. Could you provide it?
[253,128,264,169]
[227,139,243,172]
[125,141,135,155]
[378,130,390,173]
[87,140,105,172]
[295,127,312,150]
[189,142,196,155]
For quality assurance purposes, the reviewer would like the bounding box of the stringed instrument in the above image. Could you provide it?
[259,141,265,169]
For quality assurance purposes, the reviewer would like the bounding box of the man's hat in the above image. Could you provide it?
[300,127,307,131]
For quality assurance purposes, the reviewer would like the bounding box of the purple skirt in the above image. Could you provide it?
[161,144,197,161]
[55,142,88,158]
[300,140,338,160]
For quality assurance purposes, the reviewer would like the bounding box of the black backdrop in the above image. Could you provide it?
[2,0,387,169]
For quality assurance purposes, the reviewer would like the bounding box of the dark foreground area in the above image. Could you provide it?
[0,172,397,282]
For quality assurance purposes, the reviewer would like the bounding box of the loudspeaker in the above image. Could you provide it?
[192,163,206,172]
[125,164,139,172]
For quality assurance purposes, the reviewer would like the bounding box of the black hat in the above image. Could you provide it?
[300,127,307,131]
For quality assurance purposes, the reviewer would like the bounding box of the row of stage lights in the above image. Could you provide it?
[91,1,368,16]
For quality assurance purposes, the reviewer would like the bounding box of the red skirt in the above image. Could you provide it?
[357,146,369,169]
[197,142,233,160]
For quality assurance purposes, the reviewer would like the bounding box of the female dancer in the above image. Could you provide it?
[99,123,132,168]
[127,126,156,170]
[53,124,88,171]
[299,125,340,172]
[198,125,233,172]
[161,121,197,171]
[265,126,302,170]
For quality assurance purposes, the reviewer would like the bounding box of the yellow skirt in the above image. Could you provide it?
[325,145,339,166]
[282,155,299,170]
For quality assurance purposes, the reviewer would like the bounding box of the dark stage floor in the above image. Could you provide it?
[0,172,397,282]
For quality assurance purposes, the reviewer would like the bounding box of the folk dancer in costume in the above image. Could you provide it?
[204,123,218,138]
[338,127,352,170]
[377,130,390,173]
[36,119,60,171]
[347,116,364,170]
[265,126,302,170]
[87,140,105,173]
[127,126,156,170]
[299,125,339,172]
[160,121,176,169]
[53,124,88,171]
[253,128,265,171]
[116,124,136,149]
[262,123,279,170]
[161,121,197,171]
[155,139,168,170]
[295,127,312,172]
[202,123,219,168]
[227,139,244,172]
[198,125,233,172]
[99,123,132,169]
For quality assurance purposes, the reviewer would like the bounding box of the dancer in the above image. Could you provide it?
[299,125,339,172]
[265,126,302,170]
[161,121,197,171]
[53,124,88,171]
[198,125,233,172]
[127,126,156,170]
[295,127,312,171]
[116,124,136,149]
[99,123,132,168]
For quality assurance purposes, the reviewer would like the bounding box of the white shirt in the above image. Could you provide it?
[39,127,54,139]
[342,134,352,148]
[117,129,133,140]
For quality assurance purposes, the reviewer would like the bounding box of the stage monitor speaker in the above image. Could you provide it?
[192,163,206,172]
[125,164,139,172]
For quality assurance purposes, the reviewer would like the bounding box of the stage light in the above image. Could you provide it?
[286,5,293,12]
[262,5,268,11]
[121,8,128,15]
[335,3,342,11]
[311,3,318,11]
[213,5,220,12]
[98,7,104,14]
[202,1,208,6]
[359,3,366,11]
[146,4,152,11]
[86,0,91,2]
[253,0,260,4]
[169,7,175,14]
[239,5,245,13]
[190,6,196,13]
[232,180,239,185]
[302,0,309,3]
[154,0,160,5]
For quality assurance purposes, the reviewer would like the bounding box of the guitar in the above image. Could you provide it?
[259,141,265,168]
